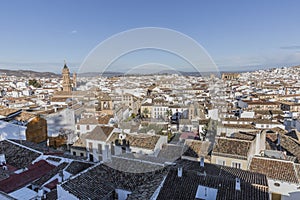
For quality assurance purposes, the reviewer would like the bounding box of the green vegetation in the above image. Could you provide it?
[165,109,172,121]
[131,113,136,118]
[29,79,41,88]
[142,108,149,118]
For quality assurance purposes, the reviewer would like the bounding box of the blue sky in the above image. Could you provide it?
[0,0,300,73]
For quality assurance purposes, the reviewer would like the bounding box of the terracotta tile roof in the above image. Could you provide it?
[157,144,183,161]
[0,108,20,118]
[106,157,163,173]
[11,140,62,154]
[0,140,41,169]
[97,114,111,124]
[268,127,288,134]
[77,116,99,124]
[85,126,114,141]
[13,112,36,122]
[230,131,257,141]
[250,157,299,183]
[254,119,281,124]
[212,137,252,159]
[223,117,254,122]
[157,159,269,200]
[65,161,94,175]
[53,91,72,96]
[61,162,167,200]
[174,159,268,186]
[223,124,256,129]
[46,189,58,200]
[44,178,59,190]
[32,162,68,187]
[0,160,55,193]
[109,133,160,150]
[51,97,69,102]
[183,140,210,158]
[71,135,87,149]
[254,110,283,115]
[266,133,300,162]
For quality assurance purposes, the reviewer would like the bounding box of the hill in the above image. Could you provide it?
[0,69,59,78]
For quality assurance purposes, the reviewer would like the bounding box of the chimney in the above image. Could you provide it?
[178,167,183,177]
[200,157,204,167]
[58,170,64,183]
[0,154,6,165]
[277,132,282,151]
[235,178,241,191]
[255,130,265,155]
[37,188,44,200]
[255,131,261,155]
[283,151,287,159]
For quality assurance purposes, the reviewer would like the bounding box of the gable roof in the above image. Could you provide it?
[0,140,41,169]
[109,133,161,150]
[0,160,55,193]
[183,140,211,158]
[61,161,167,200]
[212,137,253,159]
[249,157,299,183]
[266,132,300,161]
[85,126,114,141]
[157,159,269,200]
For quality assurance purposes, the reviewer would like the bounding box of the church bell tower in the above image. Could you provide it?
[62,62,72,92]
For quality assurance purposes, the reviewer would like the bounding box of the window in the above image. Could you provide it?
[73,151,76,156]
[88,142,93,151]
[232,162,241,169]
[111,144,115,155]
[77,125,80,130]
[216,159,226,166]
[80,153,84,157]
[87,125,90,130]
[98,144,102,154]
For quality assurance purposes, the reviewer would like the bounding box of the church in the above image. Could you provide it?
[51,62,80,105]
[62,62,76,92]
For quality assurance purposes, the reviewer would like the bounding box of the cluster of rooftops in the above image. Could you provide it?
[1,135,298,200]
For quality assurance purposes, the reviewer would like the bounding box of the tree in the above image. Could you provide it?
[29,79,41,88]
[142,108,150,118]
[131,113,136,119]
[165,109,172,122]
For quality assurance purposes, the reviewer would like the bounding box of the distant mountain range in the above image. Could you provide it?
[78,70,204,77]
[0,69,59,78]
[0,65,297,78]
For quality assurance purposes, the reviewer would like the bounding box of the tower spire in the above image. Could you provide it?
[64,60,68,69]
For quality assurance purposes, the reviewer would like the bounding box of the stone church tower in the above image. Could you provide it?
[62,63,72,92]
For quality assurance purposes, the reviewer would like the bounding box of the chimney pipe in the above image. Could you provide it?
[235,178,241,191]
[178,167,183,177]
[37,188,43,200]
[200,157,204,167]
